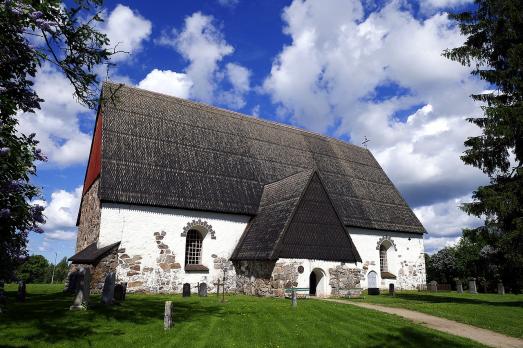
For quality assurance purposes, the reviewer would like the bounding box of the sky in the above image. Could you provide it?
[21,0,488,263]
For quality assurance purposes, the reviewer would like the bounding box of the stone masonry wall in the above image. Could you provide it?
[397,253,426,290]
[328,265,364,296]
[76,179,101,252]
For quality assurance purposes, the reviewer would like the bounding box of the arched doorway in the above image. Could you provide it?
[309,268,326,296]
[309,272,317,295]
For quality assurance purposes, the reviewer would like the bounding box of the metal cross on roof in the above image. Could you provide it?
[362,136,370,149]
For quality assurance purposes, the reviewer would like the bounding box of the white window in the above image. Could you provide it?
[185,229,203,265]
[380,244,388,272]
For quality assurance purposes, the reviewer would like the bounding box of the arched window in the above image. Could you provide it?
[380,244,388,272]
[185,229,203,265]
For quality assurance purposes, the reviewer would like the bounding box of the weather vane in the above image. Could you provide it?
[362,136,370,149]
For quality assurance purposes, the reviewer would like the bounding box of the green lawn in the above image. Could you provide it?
[0,284,486,348]
[348,291,523,338]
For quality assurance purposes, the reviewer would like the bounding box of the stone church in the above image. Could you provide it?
[70,82,426,296]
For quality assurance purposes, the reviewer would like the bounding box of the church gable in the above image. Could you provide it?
[232,171,361,263]
[275,173,361,262]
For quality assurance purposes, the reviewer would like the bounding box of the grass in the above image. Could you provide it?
[347,291,523,338]
[0,284,486,348]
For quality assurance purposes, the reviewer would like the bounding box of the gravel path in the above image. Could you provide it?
[322,298,523,348]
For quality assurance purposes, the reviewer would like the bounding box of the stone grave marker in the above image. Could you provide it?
[455,279,463,293]
[0,280,6,312]
[182,283,191,297]
[389,283,395,296]
[114,283,127,302]
[70,267,91,310]
[198,282,208,297]
[468,278,477,294]
[291,289,297,308]
[497,282,505,295]
[164,301,173,330]
[101,272,116,305]
[65,271,79,293]
[17,280,26,302]
[428,281,438,292]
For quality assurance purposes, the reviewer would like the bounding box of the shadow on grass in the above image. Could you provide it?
[366,327,477,348]
[1,289,224,345]
[394,293,523,307]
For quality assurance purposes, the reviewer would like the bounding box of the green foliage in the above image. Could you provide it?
[16,254,50,283]
[444,0,523,292]
[51,257,70,283]
[0,0,113,280]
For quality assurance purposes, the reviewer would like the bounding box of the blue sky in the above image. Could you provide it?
[22,0,487,263]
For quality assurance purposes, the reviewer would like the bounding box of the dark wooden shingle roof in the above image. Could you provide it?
[97,82,425,234]
[232,171,362,262]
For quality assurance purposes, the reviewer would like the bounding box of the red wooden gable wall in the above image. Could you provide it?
[82,111,102,194]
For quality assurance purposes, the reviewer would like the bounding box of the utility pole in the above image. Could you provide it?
[51,252,57,284]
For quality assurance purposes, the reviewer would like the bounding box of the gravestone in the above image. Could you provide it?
[17,280,26,302]
[455,279,463,293]
[182,283,191,297]
[198,283,207,297]
[428,281,438,292]
[164,301,173,330]
[65,271,80,293]
[497,282,505,295]
[101,272,116,305]
[114,283,127,302]
[0,280,6,312]
[468,278,477,294]
[291,289,297,308]
[388,283,395,297]
[70,267,91,310]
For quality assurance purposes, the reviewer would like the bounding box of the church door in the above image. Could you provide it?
[309,271,317,295]
[368,271,377,288]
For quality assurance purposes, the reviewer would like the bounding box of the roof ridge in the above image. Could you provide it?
[102,81,369,153]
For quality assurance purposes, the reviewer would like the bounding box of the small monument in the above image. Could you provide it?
[114,283,127,302]
[101,272,116,305]
[497,282,505,295]
[428,281,438,292]
[291,289,297,308]
[164,301,173,330]
[182,283,191,297]
[70,267,91,310]
[198,282,208,297]
[468,278,477,294]
[17,280,26,302]
[389,283,395,297]
[455,278,463,293]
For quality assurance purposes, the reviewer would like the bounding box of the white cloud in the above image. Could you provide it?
[101,4,152,62]
[217,0,239,8]
[17,64,92,166]
[39,186,82,232]
[45,230,77,241]
[264,0,489,252]
[138,69,193,98]
[151,12,250,109]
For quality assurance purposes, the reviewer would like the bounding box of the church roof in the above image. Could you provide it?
[231,170,362,262]
[95,82,425,235]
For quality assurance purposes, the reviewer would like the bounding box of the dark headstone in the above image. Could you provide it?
[66,271,80,293]
[101,272,116,305]
[368,288,380,295]
[70,267,90,310]
[17,280,26,302]
[198,283,207,297]
[182,283,191,297]
[429,281,438,292]
[389,283,395,296]
[455,279,463,294]
[114,283,127,302]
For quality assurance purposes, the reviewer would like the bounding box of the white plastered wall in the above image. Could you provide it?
[97,203,250,292]
[348,227,426,290]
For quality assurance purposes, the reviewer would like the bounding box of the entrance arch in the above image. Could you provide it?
[309,268,327,297]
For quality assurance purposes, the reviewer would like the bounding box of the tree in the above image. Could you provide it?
[51,257,70,283]
[0,0,113,280]
[444,0,523,292]
[16,254,49,283]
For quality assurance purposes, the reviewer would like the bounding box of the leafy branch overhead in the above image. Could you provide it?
[0,0,114,280]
